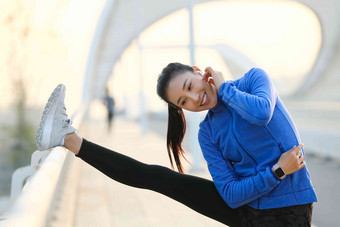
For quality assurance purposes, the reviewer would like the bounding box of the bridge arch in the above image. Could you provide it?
[83,0,339,103]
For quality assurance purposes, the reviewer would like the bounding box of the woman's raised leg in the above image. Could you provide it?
[70,136,242,227]
[36,84,242,226]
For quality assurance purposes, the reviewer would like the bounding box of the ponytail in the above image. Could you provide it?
[157,62,193,173]
[167,104,187,173]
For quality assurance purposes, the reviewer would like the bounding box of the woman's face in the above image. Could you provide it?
[166,71,218,112]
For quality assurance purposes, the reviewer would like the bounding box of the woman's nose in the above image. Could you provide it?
[188,92,199,103]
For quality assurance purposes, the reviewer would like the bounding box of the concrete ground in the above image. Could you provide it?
[65,109,339,227]
[72,116,225,227]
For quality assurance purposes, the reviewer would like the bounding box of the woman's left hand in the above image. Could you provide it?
[203,67,225,91]
[277,144,305,175]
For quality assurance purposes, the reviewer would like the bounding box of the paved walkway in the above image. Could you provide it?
[73,116,224,227]
[285,101,340,159]
[70,111,339,227]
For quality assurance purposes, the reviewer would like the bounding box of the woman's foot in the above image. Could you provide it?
[36,84,76,151]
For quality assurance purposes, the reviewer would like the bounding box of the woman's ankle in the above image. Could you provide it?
[64,132,83,155]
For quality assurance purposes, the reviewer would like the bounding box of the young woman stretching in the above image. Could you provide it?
[36,82,306,227]
[157,63,317,226]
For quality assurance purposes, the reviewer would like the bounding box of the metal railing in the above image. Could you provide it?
[1,103,88,227]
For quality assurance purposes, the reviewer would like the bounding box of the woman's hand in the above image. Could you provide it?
[203,67,225,91]
[277,144,305,175]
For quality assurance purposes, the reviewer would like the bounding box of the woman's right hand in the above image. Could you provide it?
[277,144,305,175]
[203,67,225,92]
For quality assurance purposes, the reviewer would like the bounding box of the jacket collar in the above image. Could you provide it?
[210,98,225,113]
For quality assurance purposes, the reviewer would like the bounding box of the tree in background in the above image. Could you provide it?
[0,0,36,195]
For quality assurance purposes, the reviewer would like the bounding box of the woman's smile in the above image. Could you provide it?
[200,92,208,106]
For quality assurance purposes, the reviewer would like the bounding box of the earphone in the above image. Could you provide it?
[192,66,204,76]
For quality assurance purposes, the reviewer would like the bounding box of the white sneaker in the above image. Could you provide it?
[36,84,76,151]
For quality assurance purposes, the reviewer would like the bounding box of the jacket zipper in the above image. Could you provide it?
[232,129,258,166]
[264,126,285,153]
[224,105,258,167]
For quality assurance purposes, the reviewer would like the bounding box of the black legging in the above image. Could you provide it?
[76,139,242,226]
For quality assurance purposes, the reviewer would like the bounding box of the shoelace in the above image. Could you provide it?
[63,118,73,128]
[62,106,72,128]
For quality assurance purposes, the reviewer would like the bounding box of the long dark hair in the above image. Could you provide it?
[157,62,194,173]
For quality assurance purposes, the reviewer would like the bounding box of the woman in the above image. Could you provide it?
[36,84,307,226]
[157,62,317,226]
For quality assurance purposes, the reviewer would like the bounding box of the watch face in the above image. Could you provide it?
[275,167,285,177]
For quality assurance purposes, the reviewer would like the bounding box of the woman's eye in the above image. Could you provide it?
[182,100,186,106]
[188,83,192,91]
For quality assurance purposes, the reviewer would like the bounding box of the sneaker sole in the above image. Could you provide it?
[36,84,65,150]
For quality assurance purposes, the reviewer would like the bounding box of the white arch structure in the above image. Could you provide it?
[83,0,340,103]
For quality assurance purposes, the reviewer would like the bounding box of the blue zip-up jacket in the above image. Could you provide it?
[198,68,317,209]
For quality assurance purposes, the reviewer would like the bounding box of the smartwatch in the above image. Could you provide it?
[272,163,286,180]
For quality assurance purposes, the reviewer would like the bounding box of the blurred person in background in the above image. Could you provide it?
[103,87,115,132]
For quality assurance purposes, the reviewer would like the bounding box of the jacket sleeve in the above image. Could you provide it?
[198,125,280,208]
[218,68,277,126]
